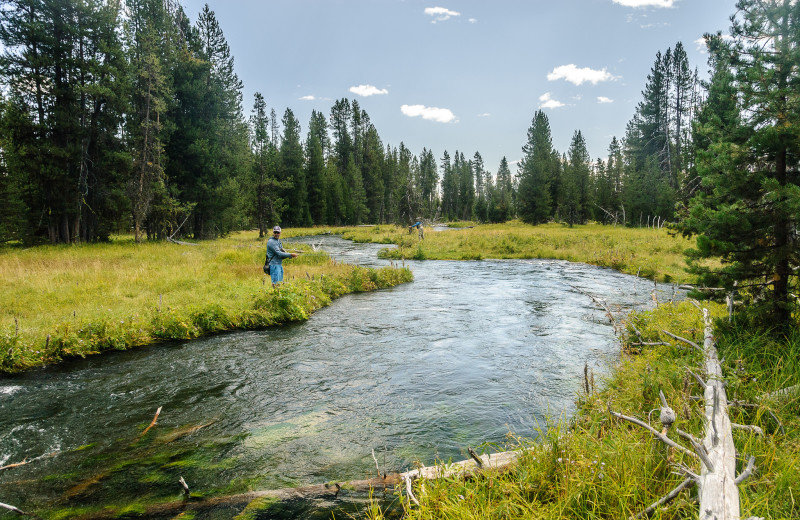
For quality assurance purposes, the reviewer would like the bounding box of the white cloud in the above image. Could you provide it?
[299,95,316,101]
[349,84,389,97]
[424,6,460,22]
[538,93,565,109]
[640,22,670,28]
[468,18,477,23]
[597,96,614,104]
[613,0,675,7]
[401,104,457,123]
[547,64,617,85]
[477,112,491,118]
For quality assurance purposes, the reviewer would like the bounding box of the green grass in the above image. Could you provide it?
[341,221,700,283]
[0,229,412,372]
[364,301,800,519]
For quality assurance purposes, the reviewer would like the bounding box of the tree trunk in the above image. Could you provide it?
[697,308,739,519]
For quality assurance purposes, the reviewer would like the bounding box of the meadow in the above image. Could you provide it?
[341,221,698,283]
[0,229,411,372]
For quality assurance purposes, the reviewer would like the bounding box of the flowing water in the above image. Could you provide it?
[0,235,676,519]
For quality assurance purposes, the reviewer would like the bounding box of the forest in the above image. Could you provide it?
[0,0,797,324]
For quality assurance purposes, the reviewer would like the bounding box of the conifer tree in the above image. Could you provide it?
[680,0,800,327]
[419,148,438,220]
[517,111,554,224]
[278,108,309,226]
[305,110,328,225]
[440,150,457,220]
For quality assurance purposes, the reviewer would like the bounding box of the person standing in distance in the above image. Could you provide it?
[266,226,297,285]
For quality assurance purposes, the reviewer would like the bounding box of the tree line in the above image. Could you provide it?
[0,0,710,246]
[0,0,511,244]
[0,0,797,326]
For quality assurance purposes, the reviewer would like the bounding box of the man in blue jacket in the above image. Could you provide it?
[266,226,297,285]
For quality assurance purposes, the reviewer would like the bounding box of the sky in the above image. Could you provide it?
[179,0,738,175]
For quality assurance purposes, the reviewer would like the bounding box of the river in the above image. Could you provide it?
[0,235,675,519]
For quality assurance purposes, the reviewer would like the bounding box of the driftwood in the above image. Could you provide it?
[73,448,521,520]
[139,406,162,436]
[74,475,402,519]
[0,451,59,472]
[697,308,740,518]
[568,284,620,334]
[0,501,30,516]
[0,458,28,471]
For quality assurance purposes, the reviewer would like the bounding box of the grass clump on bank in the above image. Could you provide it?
[0,230,412,373]
[340,221,697,283]
[367,301,799,519]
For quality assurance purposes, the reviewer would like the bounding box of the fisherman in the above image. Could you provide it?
[408,219,424,239]
[265,226,298,285]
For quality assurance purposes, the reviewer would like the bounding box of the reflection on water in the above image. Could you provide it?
[0,235,677,518]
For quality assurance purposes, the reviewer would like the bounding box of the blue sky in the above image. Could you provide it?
[180,0,737,175]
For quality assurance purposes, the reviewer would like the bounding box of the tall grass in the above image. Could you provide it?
[364,301,799,519]
[0,230,412,372]
[341,221,699,283]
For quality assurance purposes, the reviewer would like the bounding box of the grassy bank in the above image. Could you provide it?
[364,301,799,519]
[340,221,698,283]
[0,230,412,373]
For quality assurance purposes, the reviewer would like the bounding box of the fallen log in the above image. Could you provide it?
[697,308,740,519]
[613,305,760,519]
[72,448,522,520]
[74,475,402,519]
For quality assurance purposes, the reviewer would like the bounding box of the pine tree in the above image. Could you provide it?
[250,92,286,234]
[456,151,474,221]
[305,109,328,225]
[680,0,800,327]
[278,108,309,226]
[517,111,554,224]
[440,150,456,220]
[419,148,438,220]
[490,156,513,223]
[562,130,592,226]
[471,151,488,222]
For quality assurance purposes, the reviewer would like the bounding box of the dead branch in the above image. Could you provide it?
[734,455,756,485]
[608,403,698,460]
[467,447,484,468]
[371,449,381,479]
[634,477,695,519]
[404,475,419,506]
[568,284,619,333]
[686,369,707,388]
[0,501,30,516]
[167,237,198,246]
[676,429,714,472]
[179,476,190,497]
[661,330,702,352]
[140,406,162,436]
[0,458,28,471]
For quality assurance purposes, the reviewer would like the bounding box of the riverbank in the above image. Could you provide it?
[340,221,698,283]
[0,230,412,373]
[364,301,799,519]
